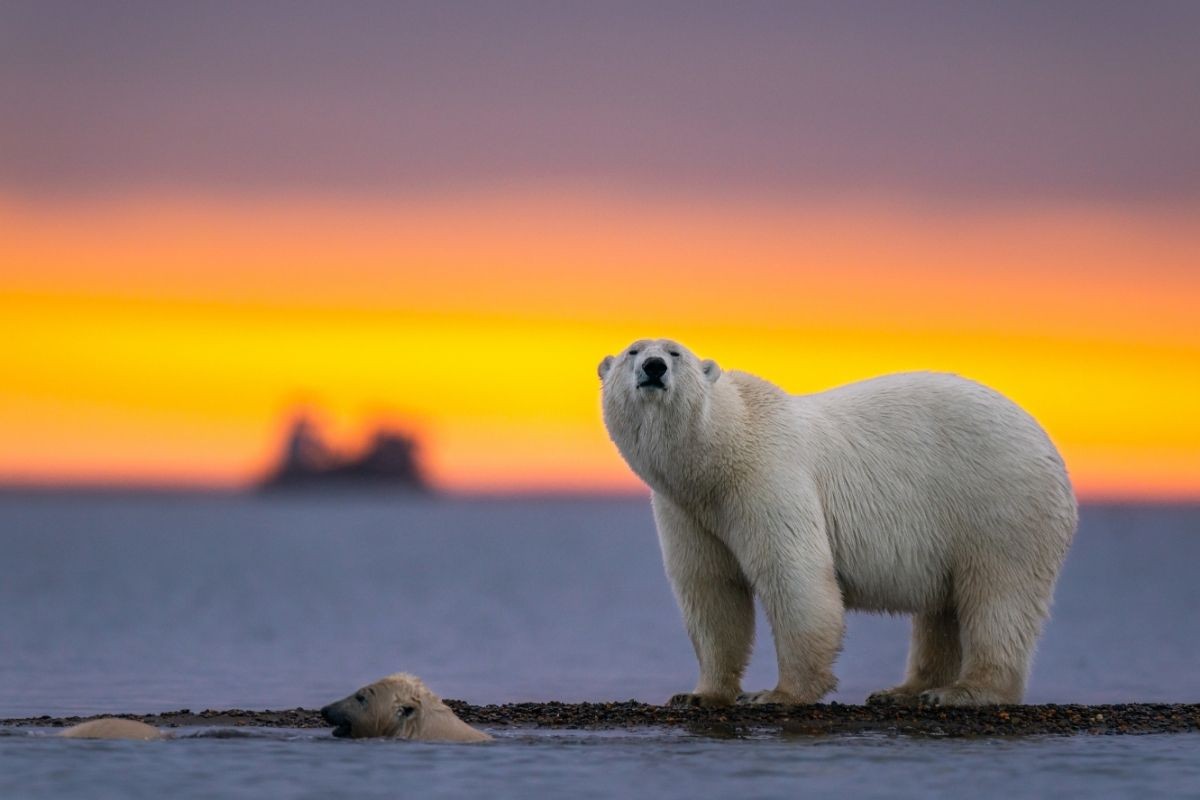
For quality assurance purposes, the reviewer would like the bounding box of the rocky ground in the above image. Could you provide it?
[5,702,1200,737]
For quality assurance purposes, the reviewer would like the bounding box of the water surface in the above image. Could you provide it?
[1,495,1197,797]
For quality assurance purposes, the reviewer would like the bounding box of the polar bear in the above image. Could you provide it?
[60,718,164,740]
[320,673,491,742]
[599,338,1076,707]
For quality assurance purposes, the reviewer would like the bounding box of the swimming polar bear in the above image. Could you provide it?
[320,673,491,742]
[60,718,164,740]
[599,338,1076,707]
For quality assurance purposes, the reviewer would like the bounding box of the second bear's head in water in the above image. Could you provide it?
[320,673,491,743]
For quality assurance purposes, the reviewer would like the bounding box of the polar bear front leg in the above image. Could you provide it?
[727,499,845,705]
[653,494,755,707]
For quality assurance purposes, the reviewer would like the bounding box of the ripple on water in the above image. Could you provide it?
[3,726,1199,799]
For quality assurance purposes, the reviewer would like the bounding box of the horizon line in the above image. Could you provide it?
[1,480,1196,507]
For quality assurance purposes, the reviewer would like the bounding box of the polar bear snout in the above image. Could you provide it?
[319,700,353,738]
[638,356,669,389]
[642,357,668,379]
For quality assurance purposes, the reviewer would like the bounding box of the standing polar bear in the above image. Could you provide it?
[599,338,1076,707]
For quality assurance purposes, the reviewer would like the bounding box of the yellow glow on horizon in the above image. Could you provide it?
[2,193,1198,499]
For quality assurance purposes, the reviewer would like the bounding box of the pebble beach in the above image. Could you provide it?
[8,701,1200,738]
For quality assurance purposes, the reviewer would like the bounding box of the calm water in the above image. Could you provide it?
[1,494,1198,798]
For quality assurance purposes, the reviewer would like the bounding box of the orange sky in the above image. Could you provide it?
[2,191,1198,499]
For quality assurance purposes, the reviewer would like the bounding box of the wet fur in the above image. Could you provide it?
[320,673,491,742]
[60,718,164,740]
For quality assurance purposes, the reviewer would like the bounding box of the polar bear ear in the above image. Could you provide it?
[597,355,614,380]
[701,359,722,383]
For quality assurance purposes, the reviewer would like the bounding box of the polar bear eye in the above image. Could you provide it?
[400,706,416,717]
[669,350,681,357]
[355,693,367,705]
[628,349,639,356]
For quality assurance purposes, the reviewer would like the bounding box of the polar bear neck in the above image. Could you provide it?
[414,702,493,743]
[613,373,754,505]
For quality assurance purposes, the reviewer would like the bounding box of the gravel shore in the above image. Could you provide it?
[6,702,1199,737]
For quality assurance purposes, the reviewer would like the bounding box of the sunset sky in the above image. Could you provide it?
[2,2,1198,498]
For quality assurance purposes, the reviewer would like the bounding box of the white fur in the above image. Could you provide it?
[600,339,1076,707]
[320,673,492,742]
[60,718,164,740]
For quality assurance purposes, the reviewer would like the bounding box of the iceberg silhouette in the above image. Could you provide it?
[259,413,429,492]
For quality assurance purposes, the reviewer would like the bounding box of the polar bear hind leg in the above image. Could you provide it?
[867,609,962,705]
[920,557,1051,706]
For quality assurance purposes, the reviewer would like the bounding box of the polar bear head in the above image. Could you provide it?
[598,339,727,493]
[598,338,721,405]
[319,673,491,743]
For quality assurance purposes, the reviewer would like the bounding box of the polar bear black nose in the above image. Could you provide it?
[642,357,668,379]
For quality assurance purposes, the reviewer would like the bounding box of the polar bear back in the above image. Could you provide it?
[775,371,1075,613]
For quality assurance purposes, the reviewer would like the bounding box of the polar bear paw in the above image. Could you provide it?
[737,690,806,706]
[865,687,923,706]
[668,692,735,708]
[918,685,1007,707]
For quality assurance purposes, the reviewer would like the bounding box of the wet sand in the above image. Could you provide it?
[6,702,1199,737]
